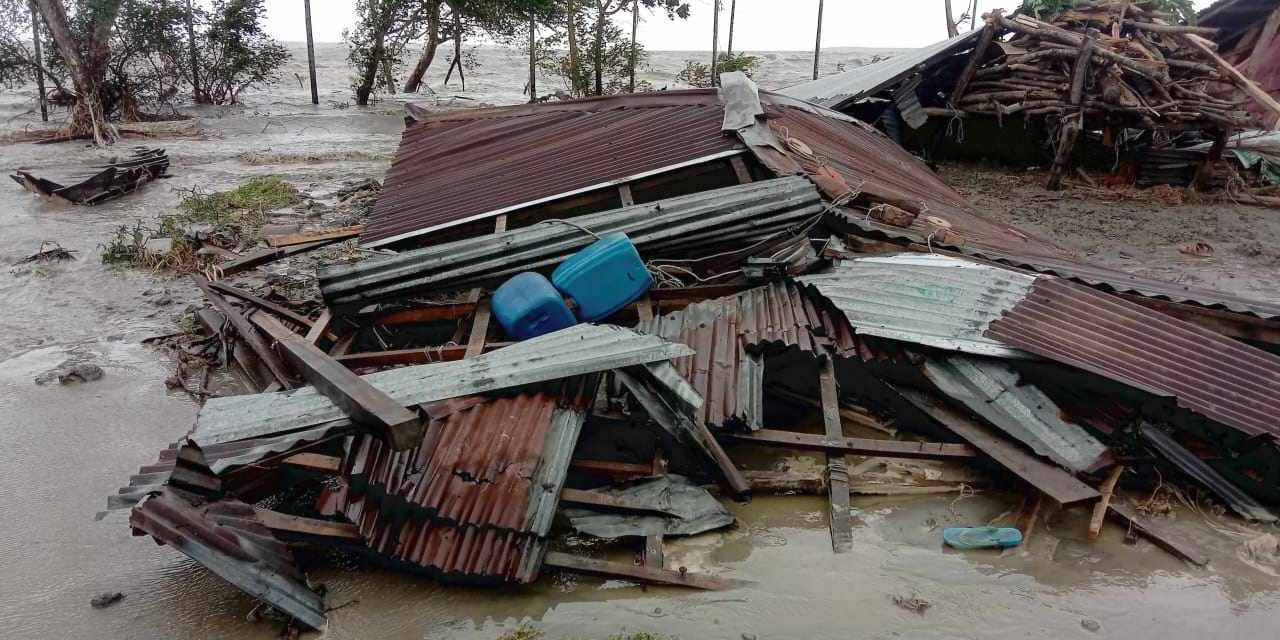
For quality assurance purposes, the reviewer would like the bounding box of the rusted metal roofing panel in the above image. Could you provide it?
[1139,423,1278,522]
[798,254,1036,358]
[755,93,1068,259]
[987,277,1280,440]
[329,380,594,583]
[778,30,983,109]
[192,324,696,447]
[321,177,823,308]
[130,490,326,629]
[364,91,743,248]
[640,280,856,429]
[923,354,1109,473]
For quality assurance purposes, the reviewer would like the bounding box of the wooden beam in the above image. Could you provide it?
[282,452,342,474]
[252,312,423,450]
[373,301,477,326]
[1088,465,1124,539]
[465,298,492,359]
[820,357,852,554]
[214,239,337,278]
[254,508,363,543]
[194,276,296,389]
[744,469,827,494]
[559,487,677,518]
[1106,501,1209,566]
[694,419,752,500]
[265,225,363,248]
[898,387,1100,505]
[207,280,315,331]
[724,429,977,459]
[618,183,635,206]
[493,214,507,233]
[329,332,356,357]
[305,308,333,345]
[645,449,667,570]
[542,551,736,590]
[571,459,654,478]
[1014,489,1044,542]
[950,21,996,104]
[729,155,753,184]
[635,294,653,325]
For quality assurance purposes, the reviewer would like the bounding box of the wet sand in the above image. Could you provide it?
[1,44,1279,639]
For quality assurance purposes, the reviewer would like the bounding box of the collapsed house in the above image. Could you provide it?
[1199,0,1280,127]
[781,1,1280,189]
[110,74,1280,631]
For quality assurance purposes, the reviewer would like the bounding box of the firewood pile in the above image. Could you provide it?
[950,2,1251,132]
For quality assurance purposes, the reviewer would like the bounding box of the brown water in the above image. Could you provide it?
[1,44,1278,640]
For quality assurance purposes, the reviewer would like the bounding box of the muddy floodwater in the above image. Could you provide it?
[2,44,1279,639]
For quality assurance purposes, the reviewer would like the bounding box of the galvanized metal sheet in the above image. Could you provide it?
[192,324,695,447]
[365,91,743,247]
[924,354,1109,473]
[778,30,983,109]
[1140,423,1278,522]
[799,254,1035,357]
[987,277,1280,440]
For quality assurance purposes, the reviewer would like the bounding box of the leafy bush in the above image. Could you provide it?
[675,52,761,88]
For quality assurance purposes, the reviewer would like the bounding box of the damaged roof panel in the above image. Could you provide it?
[798,254,1036,358]
[987,277,1280,440]
[364,91,743,248]
[192,324,696,447]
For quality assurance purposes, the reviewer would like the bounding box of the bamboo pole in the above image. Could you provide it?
[813,0,824,80]
[304,0,318,104]
[29,1,47,121]
[710,0,720,87]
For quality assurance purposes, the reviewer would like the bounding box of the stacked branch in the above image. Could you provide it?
[949,2,1252,132]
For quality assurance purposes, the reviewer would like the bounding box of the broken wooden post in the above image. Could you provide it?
[29,2,47,122]
[303,0,319,105]
[1045,114,1081,190]
[950,20,996,105]
[1088,465,1124,539]
[464,298,492,358]
[305,308,333,344]
[820,357,852,553]
[1192,129,1228,191]
[644,449,667,569]
[542,551,736,590]
[251,312,423,450]
[812,0,824,80]
[1014,489,1044,542]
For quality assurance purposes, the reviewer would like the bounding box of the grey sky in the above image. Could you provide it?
[265,0,1219,50]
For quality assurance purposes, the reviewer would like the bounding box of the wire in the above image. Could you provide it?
[543,218,601,240]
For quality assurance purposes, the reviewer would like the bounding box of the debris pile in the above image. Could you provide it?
[12,147,168,204]
[105,76,1280,632]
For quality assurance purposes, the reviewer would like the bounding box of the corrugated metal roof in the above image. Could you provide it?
[321,177,824,308]
[987,277,1280,440]
[798,254,1036,358]
[639,280,857,429]
[364,91,743,248]
[923,354,1109,473]
[755,94,1068,259]
[1139,423,1278,522]
[778,30,983,109]
[327,380,594,583]
[130,490,327,629]
[192,324,696,447]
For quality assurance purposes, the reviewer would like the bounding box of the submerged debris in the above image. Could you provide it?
[12,148,168,205]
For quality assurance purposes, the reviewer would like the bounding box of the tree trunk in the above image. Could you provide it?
[402,0,441,93]
[628,0,638,92]
[528,13,537,102]
[944,0,959,37]
[356,29,385,106]
[567,0,582,95]
[185,0,201,102]
[593,0,605,95]
[32,0,121,145]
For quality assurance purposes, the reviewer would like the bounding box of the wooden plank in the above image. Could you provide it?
[898,387,1100,505]
[541,551,736,590]
[820,357,852,554]
[252,312,423,450]
[729,155,753,184]
[618,183,635,206]
[1014,489,1044,542]
[645,450,667,570]
[768,385,896,437]
[194,276,296,389]
[329,332,356,357]
[635,294,653,325]
[305,308,333,344]
[464,298,492,359]
[745,470,827,494]
[253,508,364,543]
[1106,501,1209,566]
[1089,465,1124,539]
[373,301,477,326]
[725,429,977,459]
[559,487,677,518]
[214,239,337,278]
[196,308,273,391]
[571,459,654,478]
[452,288,484,344]
[265,225,363,248]
[492,214,507,233]
[207,280,315,331]
[693,419,752,500]
[282,452,342,474]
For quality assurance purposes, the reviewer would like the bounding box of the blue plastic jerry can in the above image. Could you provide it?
[491,272,577,340]
[552,232,652,322]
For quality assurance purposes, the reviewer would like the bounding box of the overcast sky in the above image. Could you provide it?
[264,0,1218,50]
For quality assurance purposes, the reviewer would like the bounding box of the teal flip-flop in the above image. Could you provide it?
[943,526,1024,549]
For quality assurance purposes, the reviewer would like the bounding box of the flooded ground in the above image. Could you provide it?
[2,44,1279,640]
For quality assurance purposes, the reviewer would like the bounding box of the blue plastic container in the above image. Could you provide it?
[552,233,652,322]
[491,272,577,340]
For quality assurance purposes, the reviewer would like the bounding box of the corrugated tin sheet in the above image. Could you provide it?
[364,91,743,248]
[321,177,824,308]
[192,324,696,447]
[798,254,1036,358]
[987,276,1280,440]
[923,354,1109,473]
[327,380,594,583]
[639,280,856,429]
[778,30,983,109]
[1139,423,1278,522]
[130,490,326,629]
[755,93,1068,259]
